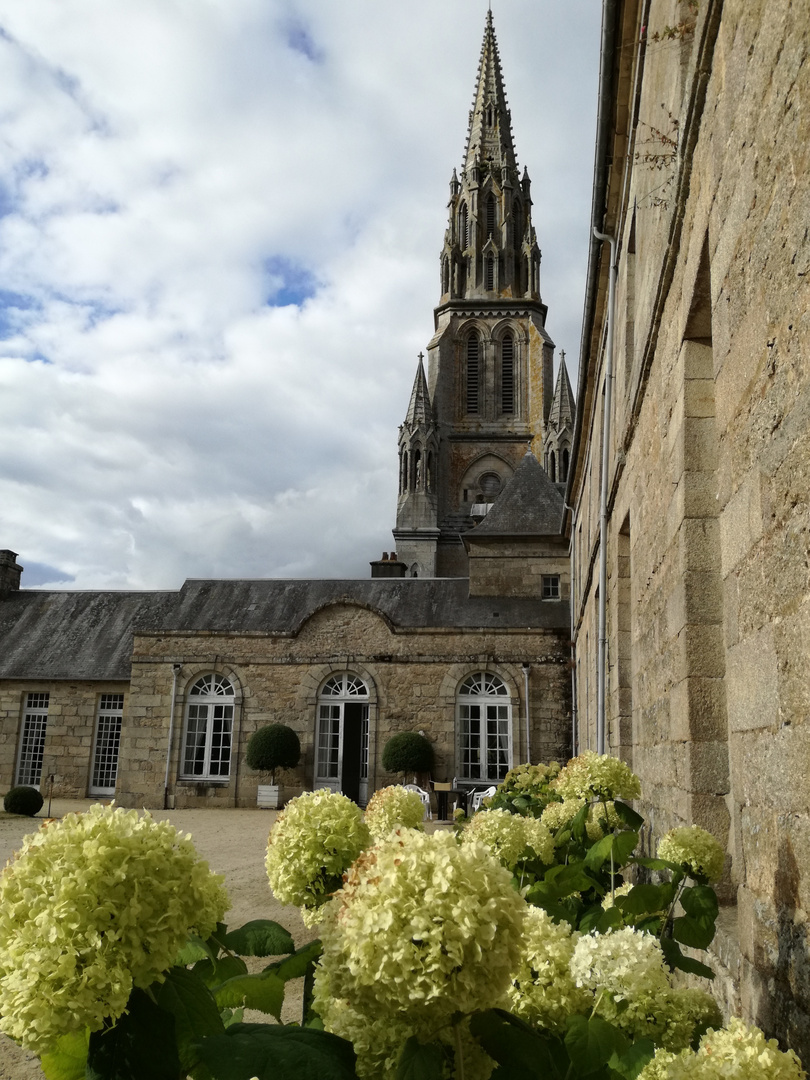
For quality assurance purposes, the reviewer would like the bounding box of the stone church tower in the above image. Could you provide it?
[394,11,556,578]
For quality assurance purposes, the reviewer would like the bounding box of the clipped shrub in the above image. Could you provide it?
[246,724,301,784]
[3,786,44,817]
[381,731,434,776]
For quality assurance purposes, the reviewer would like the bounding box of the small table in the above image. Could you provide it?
[433,784,467,820]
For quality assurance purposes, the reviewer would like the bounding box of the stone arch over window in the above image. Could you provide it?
[458,452,513,508]
[456,671,513,783]
[315,671,372,804]
[180,673,236,781]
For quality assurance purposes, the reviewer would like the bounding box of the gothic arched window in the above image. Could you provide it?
[562,447,570,482]
[457,672,512,782]
[442,256,450,295]
[486,195,496,238]
[485,254,495,292]
[458,202,469,250]
[549,451,557,483]
[465,334,480,414]
[181,674,235,780]
[501,333,514,414]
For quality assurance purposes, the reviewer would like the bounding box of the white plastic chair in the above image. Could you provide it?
[403,783,432,820]
[469,785,497,813]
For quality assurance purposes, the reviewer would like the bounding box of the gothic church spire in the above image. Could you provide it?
[463,9,519,176]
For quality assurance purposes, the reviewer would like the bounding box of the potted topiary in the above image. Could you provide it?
[246,723,301,809]
[3,786,44,817]
[381,731,434,783]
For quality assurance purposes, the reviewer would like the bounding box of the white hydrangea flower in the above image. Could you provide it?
[364,785,426,841]
[0,805,228,1054]
[601,881,633,909]
[541,797,586,833]
[570,927,670,1002]
[315,829,525,1038]
[508,907,591,1032]
[265,790,371,920]
[657,826,725,883]
[541,797,621,840]
[637,1018,805,1080]
[552,751,641,802]
[462,809,552,870]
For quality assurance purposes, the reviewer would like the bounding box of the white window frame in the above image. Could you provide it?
[16,692,50,788]
[457,672,512,784]
[180,674,234,781]
[315,673,370,802]
[89,693,124,796]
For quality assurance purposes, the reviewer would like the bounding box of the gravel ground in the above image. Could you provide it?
[0,799,314,1080]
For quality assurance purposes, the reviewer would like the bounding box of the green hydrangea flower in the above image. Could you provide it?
[508,907,591,1032]
[265,790,371,924]
[570,926,670,1002]
[462,808,552,870]
[0,805,228,1054]
[541,797,622,840]
[657,826,725,883]
[638,1018,805,1080]
[552,751,642,802]
[314,829,525,1039]
[364,785,426,841]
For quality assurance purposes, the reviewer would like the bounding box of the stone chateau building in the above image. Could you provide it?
[0,13,574,812]
[570,0,809,1058]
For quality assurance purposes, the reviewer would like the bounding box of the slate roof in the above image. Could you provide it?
[0,577,569,681]
[467,452,565,537]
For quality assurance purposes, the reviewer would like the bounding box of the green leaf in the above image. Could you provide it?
[595,906,624,932]
[40,1029,90,1080]
[222,920,296,958]
[176,934,217,967]
[612,802,645,830]
[396,1036,446,1080]
[154,967,225,1070]
[680,885,719,921]
[471,1009,567,1078]
[565,1015,629,1075]
[571,802,590,842]
[672,915,715,950]
[617,883,674,915]
[512,796,530,811]
[221,1008,245,1029]
[660,937,715,979]
[193,1022,358,1080]
[193,954,249,987]
[86,988,180,1080]
[608,1038,655,1079]
[611,830,640,866]
[264,939,322,982]
[631,857,683,875]
[578,904,607,933]
[213,970,286,1018]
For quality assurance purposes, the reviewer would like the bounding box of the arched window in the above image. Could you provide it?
[412,448,422,490]
[426,450,434,493]
[401,449,409,494]
[458,202,469,250]
[501,333,514,413]
[562,447,570,482]
[485,254,495,292]
[181,674,234,780]
[457,672,512,782]
[513,200,522,245]
[486,195,496,238]
[442,257,450,295]
[316,673,370,804]
[466,334,480,414]
[549,451,557,482]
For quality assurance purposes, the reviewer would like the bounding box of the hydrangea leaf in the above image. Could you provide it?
[680,885,719,920]
[176,934,217,966]
[221,920,295,957]
[584,830,639,872]
[616,882,675,916]
[471,1008,567,1076]
[612,801,645,830]
[154,967,225,1070]
[672,914,715,950]
[213,970,286,1018]
[193,1022,358,1080]
[607,1037,655,1079]
[263,939,322,981]
[86,988,180,1080]
[565,1014,629,1075]
[659,937,715,980]
[395,1036,446,1079]
[40,1029,90,1080]
[193,954,249,987]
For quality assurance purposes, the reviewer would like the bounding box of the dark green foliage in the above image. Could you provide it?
[381,732,434,775]
[246,724,301,783]
[3,785,44,816]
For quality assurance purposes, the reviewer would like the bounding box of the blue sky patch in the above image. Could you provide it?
[284,18,323,63]
[264,256,318,307]
[20,561,76,587]
[0,290,39,339]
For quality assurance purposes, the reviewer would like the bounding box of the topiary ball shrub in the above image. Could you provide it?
[3,786,44,817]
[246,724,301,784]
[381,732,434,776]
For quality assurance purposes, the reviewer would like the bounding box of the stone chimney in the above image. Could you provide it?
[370,551,407,579]
[0,551,23,595]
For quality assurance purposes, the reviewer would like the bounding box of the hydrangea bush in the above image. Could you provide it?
[363,784,426,841]
[0,758,803,1080]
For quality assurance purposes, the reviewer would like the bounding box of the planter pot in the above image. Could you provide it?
[257,784,280,809]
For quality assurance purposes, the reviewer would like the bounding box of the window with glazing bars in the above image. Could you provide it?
[317,705,341,778]
[17,692,49,787]
[501,334,514,412]
[181,675,234,779]
[466,335,479,414]
[91,693,124,792]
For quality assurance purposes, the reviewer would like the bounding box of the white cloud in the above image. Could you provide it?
[0,0,601,589]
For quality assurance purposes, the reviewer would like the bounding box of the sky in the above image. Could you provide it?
[0,0,602,590]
